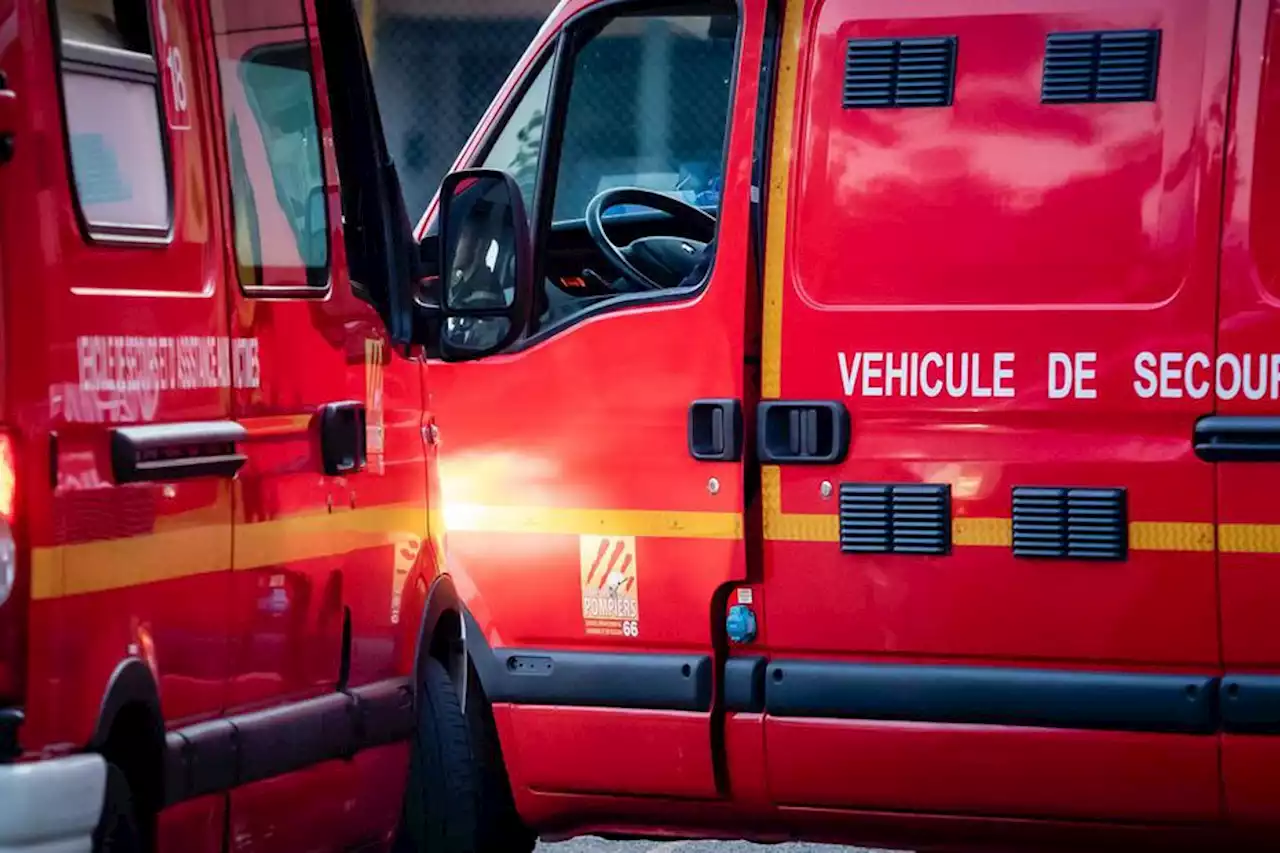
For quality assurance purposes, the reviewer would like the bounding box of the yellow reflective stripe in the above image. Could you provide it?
[30,503,427,601]
[953,517,1012,548]
[444,504,743,540]
[1131,522,1215,553]
[1221,524,1280,554]
[27,500,1280,601]
[235,504,425,571]
[763,516,1224,552]
[760,0,804,401]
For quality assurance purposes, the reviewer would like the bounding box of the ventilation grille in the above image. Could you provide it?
[1042,29,1161,104]
[840,483,951,555]
[1012,488,1128,561]
[843,37,957,109]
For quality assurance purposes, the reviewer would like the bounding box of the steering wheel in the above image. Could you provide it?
[585,187,717,291]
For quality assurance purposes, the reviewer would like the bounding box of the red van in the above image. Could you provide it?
[0,1,491,851]
[413,0,1280,850]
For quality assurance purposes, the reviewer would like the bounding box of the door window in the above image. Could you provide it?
[213,9,329,291]
[477,5,738,338]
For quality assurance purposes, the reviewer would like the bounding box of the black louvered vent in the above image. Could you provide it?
[843,37,957,109]
[840,483,951,555]
[1012,487,1128,561]
[1042,29,1161,104]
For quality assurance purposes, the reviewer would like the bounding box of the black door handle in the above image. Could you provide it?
[319,402,367,475]
[757,401,851,464]
[689,399,742,462]
[1194,416,1280,462]
[111,422,248,483]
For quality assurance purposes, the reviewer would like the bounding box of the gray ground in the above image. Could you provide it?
[539,839,891,853]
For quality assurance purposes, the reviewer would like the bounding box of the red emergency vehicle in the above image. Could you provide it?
[0,1,485,851]
[414,0,1280,850]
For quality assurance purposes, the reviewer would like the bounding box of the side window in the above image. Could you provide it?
[213,8,329,291]
[551,14,735,221]
[53,0,171,241]
[469,6,738,340]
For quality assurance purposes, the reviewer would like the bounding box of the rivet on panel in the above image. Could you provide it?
[821,481,834,499]
[708,477,721,495]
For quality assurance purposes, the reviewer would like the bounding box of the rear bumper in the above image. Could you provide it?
[0,753,106,853]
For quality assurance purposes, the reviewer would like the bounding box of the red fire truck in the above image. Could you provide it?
[412,0,1280,850]
[0,1,486,851]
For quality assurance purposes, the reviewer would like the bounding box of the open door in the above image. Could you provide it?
[422,0,758,802]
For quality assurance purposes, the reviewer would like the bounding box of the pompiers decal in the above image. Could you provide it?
[579,535,640,638]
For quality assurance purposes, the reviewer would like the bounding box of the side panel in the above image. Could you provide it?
[759,0,1231,823]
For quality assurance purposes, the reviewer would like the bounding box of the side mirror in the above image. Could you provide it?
[435,168,534,361]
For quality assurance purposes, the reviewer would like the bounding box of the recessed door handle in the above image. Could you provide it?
[1194,416,1280,462]
[757,401,851,465]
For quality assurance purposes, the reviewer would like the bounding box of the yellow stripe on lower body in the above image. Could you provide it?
[31,503,428,600]
[763,512,1219,553]
[445,504,743,540]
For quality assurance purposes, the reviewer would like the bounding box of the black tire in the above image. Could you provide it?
[93,763,142,853]
[400,657,480,853]
[466,661,535,853]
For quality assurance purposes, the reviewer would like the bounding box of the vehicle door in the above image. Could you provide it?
[424,0,758,802]
[207,0,427,849]
[757,0,1231,825]
[1215,0,1280,828]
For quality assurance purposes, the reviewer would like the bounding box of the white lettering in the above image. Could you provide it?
[75,335,260,398]
[862,352,884,397]
[885,352,909,397]
[1243,353,1267,401]
[838,352,862,397]
[970,354,993,398]
[993,353,1015,399]
[1217,353,1242,401]
[945,353,968,398]
[1134,351,1158,399]
[1074,352,1097,400]
[921,352,943,397]
[1185,352,1211,399]
[1049,353,1071,399]
[1159,352,1184,399]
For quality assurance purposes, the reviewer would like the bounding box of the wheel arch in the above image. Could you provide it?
[89,658,166,825]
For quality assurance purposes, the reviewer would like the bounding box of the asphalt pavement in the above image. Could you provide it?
[538,838,894,853]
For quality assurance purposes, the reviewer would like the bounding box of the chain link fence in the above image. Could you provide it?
[355,0,560,219]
